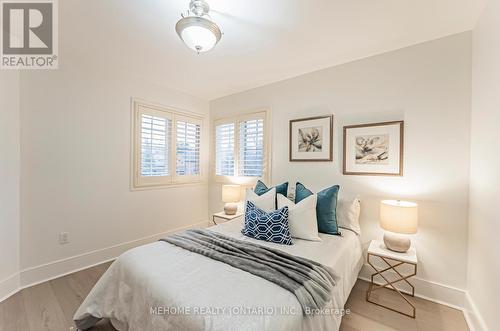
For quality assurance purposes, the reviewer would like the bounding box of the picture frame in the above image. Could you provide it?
[343,121,404,176]
[289,115,333,162]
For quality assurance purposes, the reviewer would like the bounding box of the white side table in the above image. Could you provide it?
[366,240,418,318]
[212,211,243,225]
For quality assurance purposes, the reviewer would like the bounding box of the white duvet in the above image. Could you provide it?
[74,218,363,331]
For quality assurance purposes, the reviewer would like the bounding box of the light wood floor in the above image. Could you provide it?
[0,262,468,331]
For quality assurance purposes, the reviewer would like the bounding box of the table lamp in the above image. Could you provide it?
[222,185,241,215]
[380,200,418,253]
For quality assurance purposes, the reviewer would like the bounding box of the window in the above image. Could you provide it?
[141,113,171,178]
[215,123,234,176]
[175,117,201,178]
[239,118,264,177]
[214,111,268,183]
[132,100,203,188]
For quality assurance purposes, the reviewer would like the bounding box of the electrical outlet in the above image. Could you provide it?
[59,232,69,244]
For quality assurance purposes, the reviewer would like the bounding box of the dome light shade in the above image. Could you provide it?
[175,0,222,53]
[176,16,221,53]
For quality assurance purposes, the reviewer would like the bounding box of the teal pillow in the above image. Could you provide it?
[254,180,288,197]
[295,182,340,235]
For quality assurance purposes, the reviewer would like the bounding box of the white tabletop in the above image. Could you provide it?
[368,240,417,264]
[213,211,244,221]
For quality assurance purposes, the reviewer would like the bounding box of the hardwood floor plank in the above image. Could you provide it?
[0,291,30,331]
[412,295,468,331]
[343,280,468,331]
[344,284,418,331]
[341,311,399,331]
[50,263,112,330]
[92,262,113,277]
[70,272,97,297]
[50,274,86,327]
[339,322,361,331]
[21,282,69,331]
[90,319,117,331]
[415,303,469,331]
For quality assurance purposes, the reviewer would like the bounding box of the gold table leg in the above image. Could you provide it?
[366,253,417,318]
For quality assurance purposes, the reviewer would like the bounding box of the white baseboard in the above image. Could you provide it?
[19,220,209,288]
[0,272,20,303]
[463,292,489,331]
[0,220,209,303]
[358,263,466,310]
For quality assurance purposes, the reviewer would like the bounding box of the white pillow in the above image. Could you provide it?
[277,193,321,241]
[245,187,276,212]
[337,197,361,234]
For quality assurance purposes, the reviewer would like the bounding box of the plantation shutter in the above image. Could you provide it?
[238,118,264,177]
[133,100,205,188]
[175,115,201,177]
[215,123,235,176]
[136,105,173,186]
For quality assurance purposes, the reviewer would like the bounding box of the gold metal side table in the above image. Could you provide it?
[366,240,418,318]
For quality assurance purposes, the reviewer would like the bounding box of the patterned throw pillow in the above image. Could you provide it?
[242,201,292,245]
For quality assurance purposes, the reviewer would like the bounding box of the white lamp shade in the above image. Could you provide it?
[222,185,240,203]
[380,200,418,234]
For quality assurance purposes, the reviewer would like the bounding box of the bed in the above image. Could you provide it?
[74,217,363,331]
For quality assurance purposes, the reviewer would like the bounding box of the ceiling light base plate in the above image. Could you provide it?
[190,0,209,16]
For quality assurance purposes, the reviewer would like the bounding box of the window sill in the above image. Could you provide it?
[213,175,267,186]
[130,180,208,191]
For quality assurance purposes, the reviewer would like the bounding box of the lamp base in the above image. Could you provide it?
[224,203,238,215]
[383,232,411,253]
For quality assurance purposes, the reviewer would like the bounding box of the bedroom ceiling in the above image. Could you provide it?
[61,0,487,100]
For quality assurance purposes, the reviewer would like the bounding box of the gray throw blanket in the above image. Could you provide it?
[160,229,337,313]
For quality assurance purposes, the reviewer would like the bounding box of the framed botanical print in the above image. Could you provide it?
[289,115,333,162]
[343,121,404,176]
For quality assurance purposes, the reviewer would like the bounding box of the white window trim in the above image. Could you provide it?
[213,110,271,185]
[131,98,205,190]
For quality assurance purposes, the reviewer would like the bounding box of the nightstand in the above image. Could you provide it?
[366,240,418,318]
[212,211,243,225]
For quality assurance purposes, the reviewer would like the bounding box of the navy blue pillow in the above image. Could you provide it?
[295,182,340,235]
[242,201,292,245]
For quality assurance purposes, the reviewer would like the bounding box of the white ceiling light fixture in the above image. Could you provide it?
[175,0,222,54]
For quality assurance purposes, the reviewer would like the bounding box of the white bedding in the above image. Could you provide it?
[74,218,363,331]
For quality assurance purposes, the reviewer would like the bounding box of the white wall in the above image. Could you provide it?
[0,71,21,299]
[210,33,472,306]
[467,0,500,330]
[18,65,210,285]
